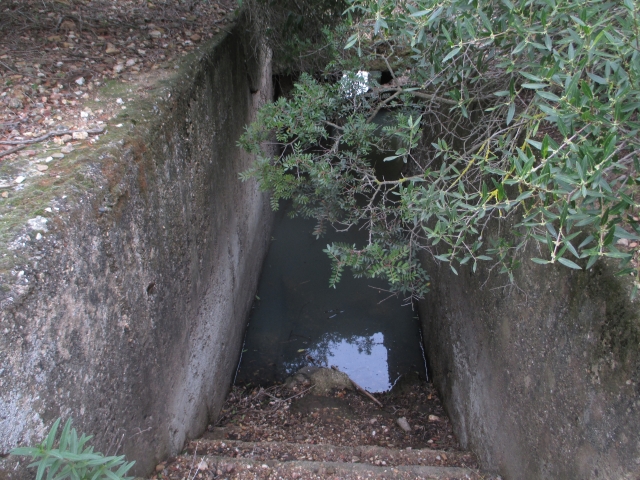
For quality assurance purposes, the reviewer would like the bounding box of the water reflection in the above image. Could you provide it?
[282,332,391,392]
[235,203,426,392]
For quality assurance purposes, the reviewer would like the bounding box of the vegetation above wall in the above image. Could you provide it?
[240,0,640,300]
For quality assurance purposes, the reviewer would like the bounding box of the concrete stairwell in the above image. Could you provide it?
[152,370,496,480]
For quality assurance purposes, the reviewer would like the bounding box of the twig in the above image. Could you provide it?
[0,126,104,145]
[331,366,383,407]
[0,60,18,74]
[0,145,27,158]
[266,385,316,412]
[186,441,200,480]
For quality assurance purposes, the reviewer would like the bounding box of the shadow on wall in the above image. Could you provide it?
[419,214,640,479]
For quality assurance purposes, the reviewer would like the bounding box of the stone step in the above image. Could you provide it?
[185,438,478,470]
[193,454,482,479]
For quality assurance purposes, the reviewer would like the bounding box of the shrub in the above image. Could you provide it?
[241,0,640,299]
[11,418,134,480]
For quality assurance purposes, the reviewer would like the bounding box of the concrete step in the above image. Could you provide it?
[185,438,478,470]
[196,454,483,479]
[156,439,496,479]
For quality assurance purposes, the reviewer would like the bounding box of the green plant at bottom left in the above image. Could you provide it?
[10,418,135,480]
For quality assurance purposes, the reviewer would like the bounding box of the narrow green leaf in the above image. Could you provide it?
[557,257,582,269]
[536,90,561,102]
[506,102,516,125]
[531,258,551,264]
[443,47,461,63]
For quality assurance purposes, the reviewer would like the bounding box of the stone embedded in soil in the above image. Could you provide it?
[397,417,412,432]
[284,366,353,395]
[72,131,88,140]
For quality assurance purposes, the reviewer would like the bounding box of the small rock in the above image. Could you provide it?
[428,414,440,422]
[191,34,201,42]
[396,417,411,432]
[617,238,630,246]
[149,30,162,39]
[436,455,442,461]
[105,43,119,54]
[126,59,136,67]
[75,77,85,85]
[1,192,8,198]
[61,134,72,143]
[351,457,360,463]
[51,153,65,159]
[80,111,88,118]
[9,97,23,109]
[72,131,88,140]
[14,176,25,184]
[60,19,75,31]
[61,146,74,153]
[113,64,125,74]
[27,216,48,232]
[36,233,42,240]
[36,165,48,171]
[116,98,124,104]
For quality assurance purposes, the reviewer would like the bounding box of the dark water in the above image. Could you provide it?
[235,203,427,393]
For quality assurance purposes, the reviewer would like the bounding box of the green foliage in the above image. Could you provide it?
[241,0,640,299]
[242,0,346,73]
[11,418,135,480]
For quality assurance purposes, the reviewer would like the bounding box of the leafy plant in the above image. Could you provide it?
[11,418,135,480]
[240,0,640,299]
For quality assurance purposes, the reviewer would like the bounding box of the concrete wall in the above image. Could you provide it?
[0,16,273,477]
[420,217,640,479]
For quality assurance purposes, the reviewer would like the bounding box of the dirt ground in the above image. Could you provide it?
[0,0,234,161]
[211,377,467,452]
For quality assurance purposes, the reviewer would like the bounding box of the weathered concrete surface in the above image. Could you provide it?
[0,15,273,477]
[420,218,640,479]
